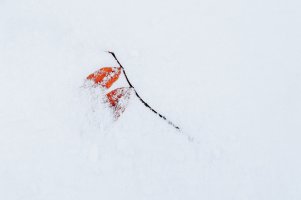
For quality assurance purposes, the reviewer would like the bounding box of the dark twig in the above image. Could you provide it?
[107,51,180,130]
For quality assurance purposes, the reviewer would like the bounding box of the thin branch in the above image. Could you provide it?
[107,51,180,130]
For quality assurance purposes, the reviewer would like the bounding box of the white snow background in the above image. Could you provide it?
[0,0,300,199]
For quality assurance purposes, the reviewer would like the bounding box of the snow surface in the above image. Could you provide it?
[1,0,301,199]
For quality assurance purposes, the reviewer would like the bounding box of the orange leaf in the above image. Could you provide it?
[87,67,121,89]
[106,87,132,119]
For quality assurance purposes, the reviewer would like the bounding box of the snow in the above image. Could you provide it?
[1,0,301,199]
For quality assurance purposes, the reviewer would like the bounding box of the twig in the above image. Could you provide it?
[107,51,180,130]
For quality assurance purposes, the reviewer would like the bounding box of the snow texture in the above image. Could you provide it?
[0,0,301,199]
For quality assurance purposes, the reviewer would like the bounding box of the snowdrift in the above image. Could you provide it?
[1,0,300,199]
